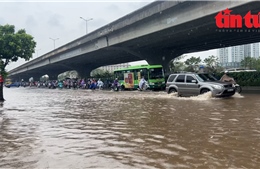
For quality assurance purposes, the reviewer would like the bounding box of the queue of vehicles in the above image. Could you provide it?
[4,65,243,97]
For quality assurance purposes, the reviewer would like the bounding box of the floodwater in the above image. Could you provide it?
[0,87,260,169]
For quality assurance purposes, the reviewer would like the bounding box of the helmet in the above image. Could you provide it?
[224,70,229,74]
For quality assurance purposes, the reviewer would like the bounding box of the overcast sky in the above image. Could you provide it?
[1,0,216,71]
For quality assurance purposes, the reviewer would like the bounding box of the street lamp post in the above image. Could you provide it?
[49,37,59,49]
[80,17,93,34]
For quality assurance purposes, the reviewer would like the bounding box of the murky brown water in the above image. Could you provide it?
[1,87,260,169]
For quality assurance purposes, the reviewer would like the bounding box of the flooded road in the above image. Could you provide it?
[0,88,260,169]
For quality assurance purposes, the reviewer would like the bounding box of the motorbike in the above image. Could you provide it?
[58,82,63,89]
[111,83,121,91]
[223,78,242,94]
[233,83,242,93]
[138,81,150,91]
[48,82,56,89]
[72,81,78,89]
[97,84,104,90]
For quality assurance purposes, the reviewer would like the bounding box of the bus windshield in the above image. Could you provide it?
[149,68,164,79]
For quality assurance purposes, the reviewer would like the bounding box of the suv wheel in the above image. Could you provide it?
[169,88,177,94]
[201,89,210,94]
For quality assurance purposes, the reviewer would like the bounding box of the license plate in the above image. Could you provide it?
[228,89,234,92]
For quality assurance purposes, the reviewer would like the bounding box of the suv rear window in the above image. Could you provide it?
[175,75,185,82]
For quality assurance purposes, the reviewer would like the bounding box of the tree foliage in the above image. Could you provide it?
[91,68,105,77]
[169,55,187,72]
[0,24,36,75]
[184,56,201,72]
[203,55,218,68]
[91,69,114,79]
[202,55,223,73]
[240,56,258,70]
[58,70,78,80]
[184,56,201,65]
[0,24,36,101]
[169,55,224,73]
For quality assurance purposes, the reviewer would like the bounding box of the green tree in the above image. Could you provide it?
[0,24,36,101]
[241,56,254,69]
[91,68,105,77]
[254,58,260,71]
[184,56,201,65]
[203,55,222,73]
[203,55,218,68]
[184,56,201,72]
[169,55,187,72]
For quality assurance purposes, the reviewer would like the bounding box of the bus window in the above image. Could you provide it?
[140,68,148,79]
[149,68,164,79]
[134,69,141,80]
[115,71,124,80]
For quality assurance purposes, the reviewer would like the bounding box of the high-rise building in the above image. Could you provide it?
[217,47,229,67]
[244,44,251,58]
[231,45,244,67]
[251,43,259,58]
[217,42,260,68]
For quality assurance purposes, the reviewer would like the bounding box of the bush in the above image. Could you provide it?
[215,71,260,86]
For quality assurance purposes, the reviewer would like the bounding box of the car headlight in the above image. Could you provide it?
[213,85,222,90]
[149,82,154,85]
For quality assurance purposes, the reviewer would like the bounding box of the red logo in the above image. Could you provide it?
[215,8,260,28]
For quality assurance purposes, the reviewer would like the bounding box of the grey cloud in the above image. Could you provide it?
[25,15,38,30]
[48,13,63,28]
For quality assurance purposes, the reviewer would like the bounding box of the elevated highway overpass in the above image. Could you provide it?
[8,0,260,80]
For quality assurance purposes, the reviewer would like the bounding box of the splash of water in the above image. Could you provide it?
[232,92,244,98]
[177,91,213,101]
[148,91,213,101]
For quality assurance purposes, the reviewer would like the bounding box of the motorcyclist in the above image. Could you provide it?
[139,76,148,90]
[97,79,104,90]
[220,70,236,84]
[113,78,119,86]
[111,78,119,91]
[58,80,63,89]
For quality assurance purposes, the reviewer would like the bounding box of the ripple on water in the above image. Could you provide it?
[1,88,260,169]
[209,118,222,121]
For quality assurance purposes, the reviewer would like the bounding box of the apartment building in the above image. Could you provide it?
[217,42,260,68]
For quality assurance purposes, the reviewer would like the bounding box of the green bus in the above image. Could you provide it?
[114,64,165,90]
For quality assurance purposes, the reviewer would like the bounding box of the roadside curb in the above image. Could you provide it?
[242,86,260,91]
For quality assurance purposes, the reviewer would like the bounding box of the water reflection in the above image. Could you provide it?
[0,88,260,168]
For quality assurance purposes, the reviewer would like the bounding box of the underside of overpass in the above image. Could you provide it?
[8,1,260,81]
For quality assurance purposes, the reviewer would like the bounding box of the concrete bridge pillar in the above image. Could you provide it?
[75,66,94,79]
[144,50,184,73]
[46,71,66,80]
[48,73,60,80]
[18,73,44,82]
